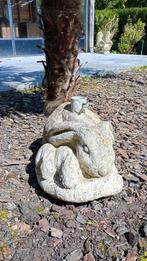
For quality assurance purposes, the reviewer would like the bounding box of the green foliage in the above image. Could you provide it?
[95,9,114,31]
[20,86,42,94]
[118,19,145,53]
[36,0,41,8]
[95,9,119,46]
[132,65,147,69]
[95,7,147,33]
[117,7,147,27]
[95,7,147,53]
[138,251,147,261]
[0,210,9,221]
[95,0,147,9]
[114,7,147,53]
[95,0,127,10]
[126,0,147,8]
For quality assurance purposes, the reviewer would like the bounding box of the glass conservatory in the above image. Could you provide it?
[0,0,94,57]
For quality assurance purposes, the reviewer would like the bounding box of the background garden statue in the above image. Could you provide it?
[95,31,113,54]
[35,96,123,203]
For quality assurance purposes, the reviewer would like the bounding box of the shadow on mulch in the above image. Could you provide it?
[26,138,69,207]
[0,90,44,117]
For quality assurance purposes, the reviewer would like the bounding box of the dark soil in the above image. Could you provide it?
[0,69,147,261]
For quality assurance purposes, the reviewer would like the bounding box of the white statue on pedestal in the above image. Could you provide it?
[95,31,113,54]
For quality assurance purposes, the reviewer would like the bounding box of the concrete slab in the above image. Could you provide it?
[80,53,147,75]
[0,56,44,92]
[0,53,146,92]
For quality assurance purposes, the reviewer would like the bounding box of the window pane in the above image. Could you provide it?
[0,39,13,56]
[0,0,11,38]
[12,0,41,38]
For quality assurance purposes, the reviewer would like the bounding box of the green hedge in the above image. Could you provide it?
[94,9,118,43]
[95,7,147,54]
[95,0,147,9]
[117,7,147,32]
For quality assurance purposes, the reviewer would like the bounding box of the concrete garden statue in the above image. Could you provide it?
[35,96,123,203]
[95,31,113,54]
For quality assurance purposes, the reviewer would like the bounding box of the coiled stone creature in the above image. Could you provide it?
[35,100,123,203]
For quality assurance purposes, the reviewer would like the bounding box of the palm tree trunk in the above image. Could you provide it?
[41,0,82,114]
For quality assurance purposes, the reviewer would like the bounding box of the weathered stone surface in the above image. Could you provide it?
[35,102,123,203]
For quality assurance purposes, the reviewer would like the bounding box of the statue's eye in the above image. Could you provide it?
[83,145,89,154]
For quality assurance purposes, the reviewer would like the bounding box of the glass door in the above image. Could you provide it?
[0,0,87,56]
[12,0,41,38]
[0,0,13,56]
[11,0,43,55]
[0,0,42,56]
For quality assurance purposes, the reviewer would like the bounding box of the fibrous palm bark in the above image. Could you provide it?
[41,0,82,114]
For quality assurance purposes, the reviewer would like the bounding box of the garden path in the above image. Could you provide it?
[0,53,147,91]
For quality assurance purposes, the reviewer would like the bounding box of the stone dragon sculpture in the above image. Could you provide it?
[35,97,123,203]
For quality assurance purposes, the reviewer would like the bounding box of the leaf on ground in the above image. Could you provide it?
[0,245,10,258]
[84,252,95,261]
[38,218,49,233]
[104,227,118,239]
[126,196,136,205]
[117,148,129,159]
[18,222,31,234]
[11,222,31,235]
[135,173,147,182]
[53,238,62,247]
[126,251,138,261]
[98,220,107,230]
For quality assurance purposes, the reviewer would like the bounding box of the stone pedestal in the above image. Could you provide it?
[35,97,123,203]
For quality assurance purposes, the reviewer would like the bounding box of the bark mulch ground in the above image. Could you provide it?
[0,69,147,261]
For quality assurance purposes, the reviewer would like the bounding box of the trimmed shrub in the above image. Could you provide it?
[95,9,118,44]
[95,0,147,10]
[126,0,147,8]
[117,7,147,32]
[95,9,118,32]
[95,0,127,10]
[118,19,145,53]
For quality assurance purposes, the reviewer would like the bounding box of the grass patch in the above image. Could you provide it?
[138,252,147,261]
[51,212,60,221]
[78,77,101,92]
[132,65,147,70]
[9,227,19,241]
[19,86,43,94]
[35,207,46,215]
[0,210,9,221]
